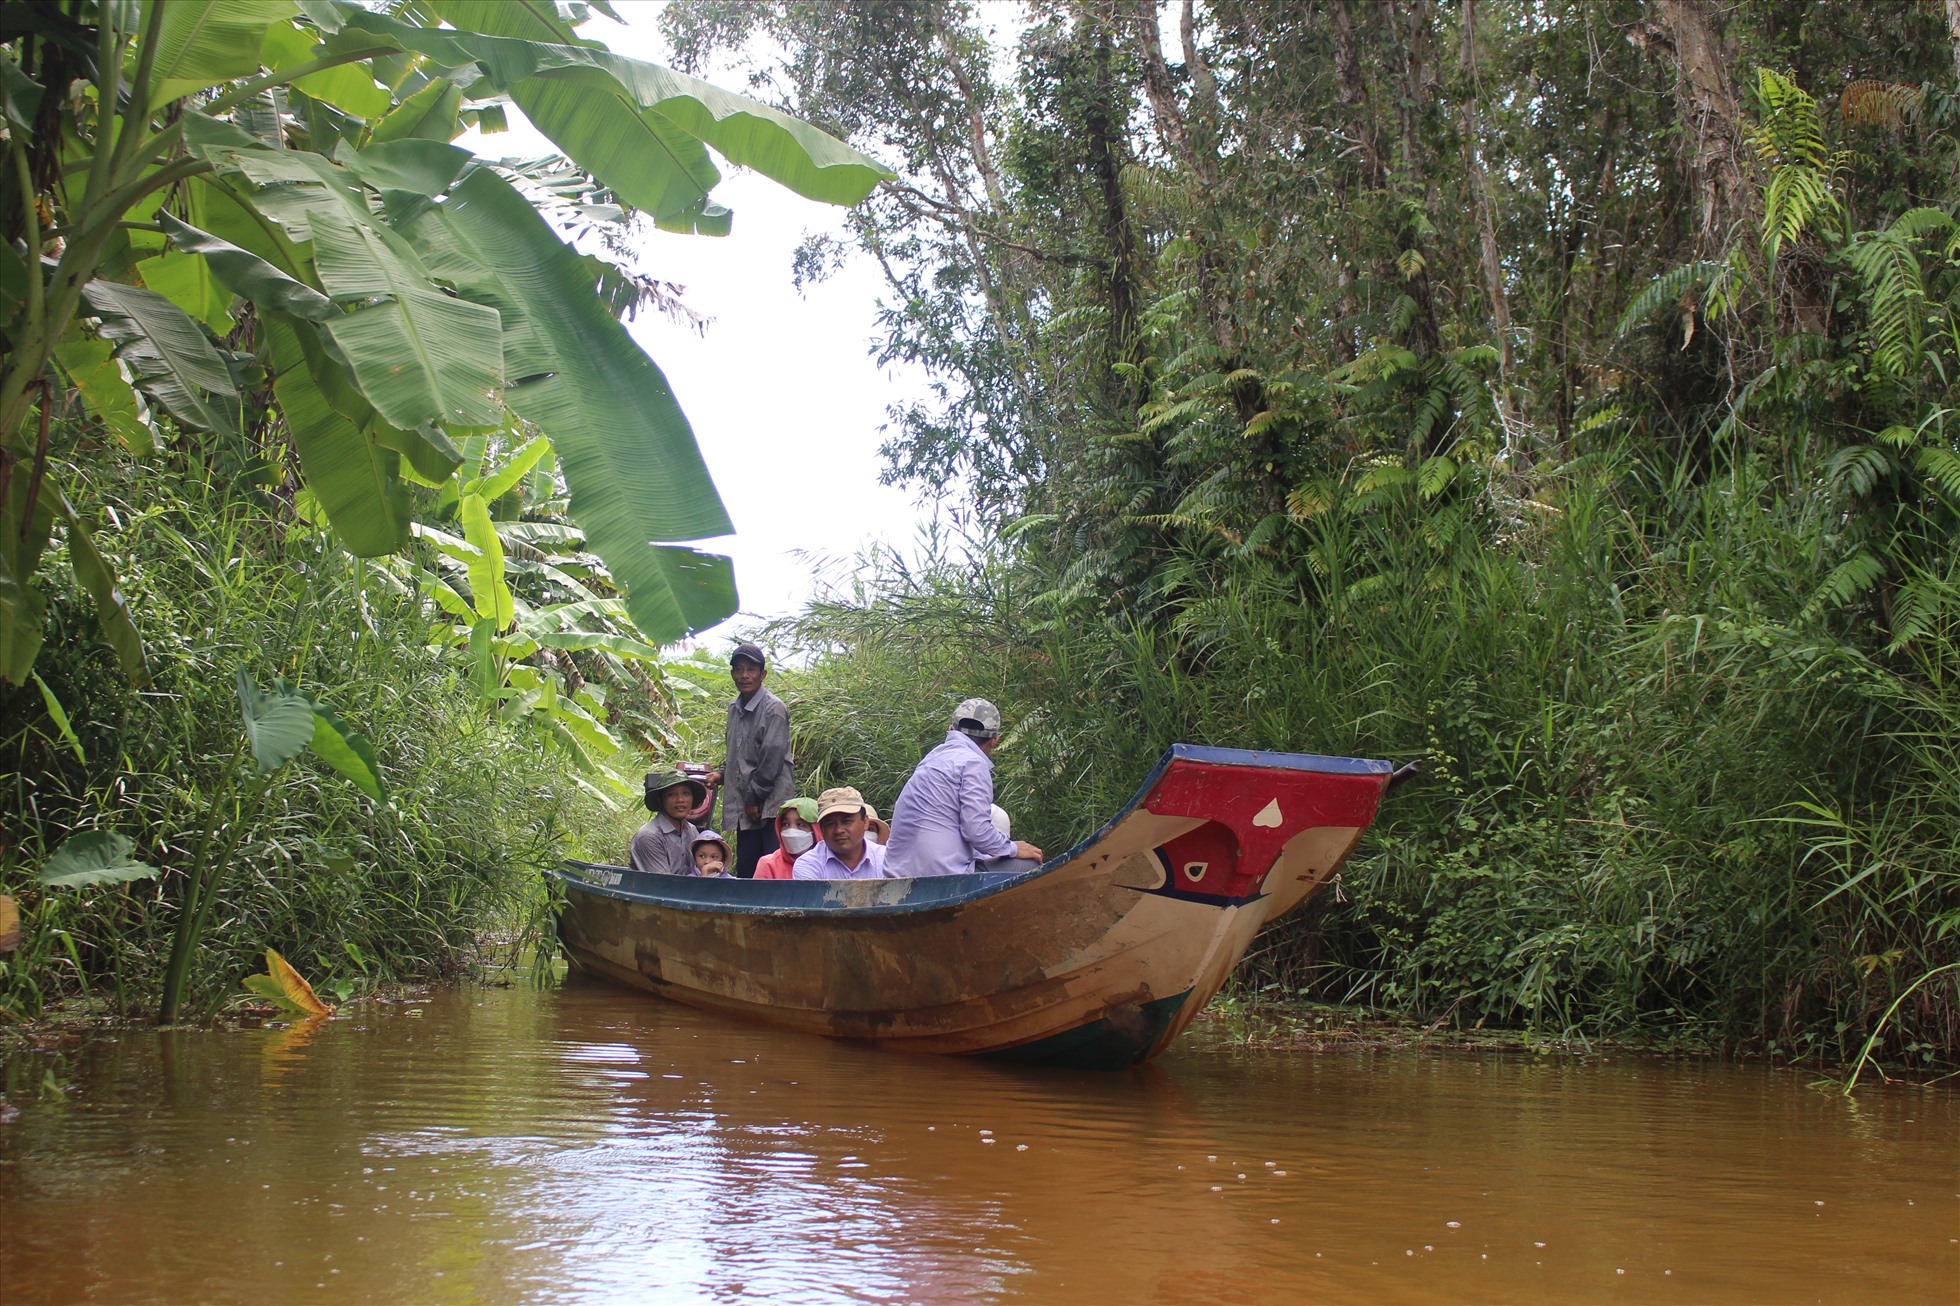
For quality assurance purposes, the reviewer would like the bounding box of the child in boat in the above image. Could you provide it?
[690,831,732,878]
[752,797,818,879]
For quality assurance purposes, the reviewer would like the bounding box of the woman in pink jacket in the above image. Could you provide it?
[751,797,819,879]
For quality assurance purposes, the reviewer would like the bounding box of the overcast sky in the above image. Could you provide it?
[467,1,954,648]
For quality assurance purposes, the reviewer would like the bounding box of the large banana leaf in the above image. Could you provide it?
[148,0,298,102]
[265,317,411,556]
[417,168,736,641]
[159,212,334,321]
[308,207,504,430]
[459,491,515,628]
[330,6,891,210]
[430,2,723,224]
[56,492,146,683]
[53,337,155,453]
[260,17,389,119]
[78,280,240,437]
[137,251,233,333]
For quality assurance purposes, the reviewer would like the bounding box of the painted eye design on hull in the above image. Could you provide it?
[1184,861,1208,883]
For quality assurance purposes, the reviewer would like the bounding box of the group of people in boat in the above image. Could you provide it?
[628,643,1045,881]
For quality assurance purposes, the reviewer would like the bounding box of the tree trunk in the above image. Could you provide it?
[1084,23,1142,410]
[1457,0,1514,378]
[1390,0,1441,358]
[1653,0,1757,259]
[1947,0,1960,84]
[1327,0,1386,190]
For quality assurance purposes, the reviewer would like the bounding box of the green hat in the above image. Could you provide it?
[782,796,819,823]
[644,769,707,812]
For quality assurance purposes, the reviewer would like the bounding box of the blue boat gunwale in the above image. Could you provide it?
[555,743,1391,919]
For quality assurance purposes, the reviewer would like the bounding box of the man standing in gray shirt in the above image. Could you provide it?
[710,643,794,877]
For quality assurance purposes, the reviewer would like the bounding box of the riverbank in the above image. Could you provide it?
[6,979,1944,1093]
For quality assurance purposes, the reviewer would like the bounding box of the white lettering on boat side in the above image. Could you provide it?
[1252,799,1283,828]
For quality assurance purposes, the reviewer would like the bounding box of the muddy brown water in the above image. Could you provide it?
[1,983,1954,1304]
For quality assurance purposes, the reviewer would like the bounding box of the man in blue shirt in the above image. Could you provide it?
[883,698,1044,877]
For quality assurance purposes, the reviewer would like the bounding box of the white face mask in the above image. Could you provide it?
[780,827,814,856]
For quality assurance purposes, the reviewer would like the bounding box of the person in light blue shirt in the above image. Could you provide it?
[792,787,890,880]
[883,698,1044,878]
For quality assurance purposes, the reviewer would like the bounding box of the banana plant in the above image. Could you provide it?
[384,424,682,796]
[1,0,891,685]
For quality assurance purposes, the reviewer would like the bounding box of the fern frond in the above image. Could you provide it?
[1916,445,1960,506]
[1801,550,1885,622]
[1884,578,1930,653]
[1616,261,1728,336]
[1287,481,1335,520]
[1354,462,1414,495]
[1847,228,1927,377]
[1417,454,1457,500]
[1825,444,1893,496]
[1839,79,1923,130]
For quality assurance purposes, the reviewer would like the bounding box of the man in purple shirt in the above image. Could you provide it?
[883,698,1044,878]
[792,787,889,879]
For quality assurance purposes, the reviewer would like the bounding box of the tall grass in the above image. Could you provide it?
[0,455,619,1021]
[780,453,1960,1068]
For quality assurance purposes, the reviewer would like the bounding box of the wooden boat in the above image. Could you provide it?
[555,744,1403,1070]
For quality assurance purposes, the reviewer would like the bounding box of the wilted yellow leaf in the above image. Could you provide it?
[264,947,334,1017]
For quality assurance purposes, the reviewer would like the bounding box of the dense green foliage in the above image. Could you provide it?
[1,454,622,1022]
[674,0,1960,1067]
[0,2,884,1020]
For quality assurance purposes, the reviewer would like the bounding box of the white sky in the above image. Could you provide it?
[465,1,944,648]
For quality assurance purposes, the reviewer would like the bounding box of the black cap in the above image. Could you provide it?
[730,642,766,668]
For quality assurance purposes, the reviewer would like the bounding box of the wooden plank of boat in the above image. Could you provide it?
[554,743,1396,1070]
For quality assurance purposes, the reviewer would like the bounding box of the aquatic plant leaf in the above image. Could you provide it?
[263,947,334,1016]
[236,670,315,773]
[38,831,159,888]
[307,704,386,802]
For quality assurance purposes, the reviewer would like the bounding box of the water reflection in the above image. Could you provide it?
[1,981,1954,1303]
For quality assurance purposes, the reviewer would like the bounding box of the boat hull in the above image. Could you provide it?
[556,744,1392,1068]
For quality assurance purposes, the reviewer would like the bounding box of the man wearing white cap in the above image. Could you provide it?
[791,787,889,880]
[883,698,1044,877]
